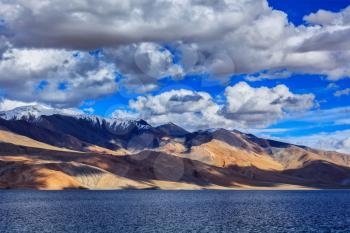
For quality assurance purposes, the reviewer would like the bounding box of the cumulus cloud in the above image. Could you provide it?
[304,6,350,26]
[295,6,350,79]
[112,82,315,130]
[125,89,234,131]
[105,43,184,93]
[129,89,213,115]
[0,48,118,107]
[222,82,315,127]
[0,0,267,49]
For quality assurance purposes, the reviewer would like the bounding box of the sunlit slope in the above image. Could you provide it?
[0,129,74,152]
[0,113,350,190]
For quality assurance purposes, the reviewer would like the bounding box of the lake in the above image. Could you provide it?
[0,190,350,232]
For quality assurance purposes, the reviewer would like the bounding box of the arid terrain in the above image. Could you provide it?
[0,106,350,190]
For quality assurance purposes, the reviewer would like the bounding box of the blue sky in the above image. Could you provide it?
[0,0,350,152]
[91,1,350,123]
[91,0,350,151]
[269,0,350,25]
[246,0,350,141]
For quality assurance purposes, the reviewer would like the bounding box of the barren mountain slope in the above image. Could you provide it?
[0,128,75,152]
[0,108,350,190]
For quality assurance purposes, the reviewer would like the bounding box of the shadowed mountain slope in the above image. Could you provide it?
[0,107,349,190]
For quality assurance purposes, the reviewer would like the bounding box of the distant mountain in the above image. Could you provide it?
[0,105,158,151]
[0,105,350,190]
[156,122,189,137]
[0,105,78,121]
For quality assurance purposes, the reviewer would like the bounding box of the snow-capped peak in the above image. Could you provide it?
[0,104,152,131]
[0,105,80,121]
[109,118,151,130]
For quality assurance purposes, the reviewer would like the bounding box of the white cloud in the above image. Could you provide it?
[0,0,268,49]
[83,107,95,114]
[105,43,184,93]
[335,119,350,125]
[112,109,141,121]
[335,88,350,97]
[327,83,339,89]
[281,130,350,154]
[245,70,292,82]
[222,82,315,127]
[0,0,350,107]
[130,89,213,115]
[112,82,315,130]
[0,48,118,107]
[253,106,350,154]
[126,88,235,131]
[283,106,350,125]
[304,6,350,26]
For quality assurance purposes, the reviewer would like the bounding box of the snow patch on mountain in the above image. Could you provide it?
[0,105,152,131]
[0,105,80,121]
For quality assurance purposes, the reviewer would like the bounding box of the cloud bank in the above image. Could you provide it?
[0,0,350,107]
[112,82,315,131]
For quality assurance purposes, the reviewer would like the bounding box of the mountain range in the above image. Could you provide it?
[0,105,350,190]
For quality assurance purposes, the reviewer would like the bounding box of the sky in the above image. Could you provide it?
[0,0,350,153]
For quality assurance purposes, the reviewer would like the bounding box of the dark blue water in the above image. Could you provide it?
[0,190,350,233]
